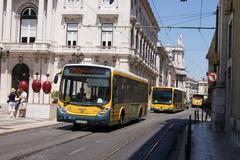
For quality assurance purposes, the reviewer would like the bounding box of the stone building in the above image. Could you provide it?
[207,0,240,148]
[198,79,208,97]
[165,35,187,91]
[185,77,198,103]
[0,0,160,105]
[156,41,170,87]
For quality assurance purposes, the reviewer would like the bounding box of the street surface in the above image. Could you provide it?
[0,110,193,160]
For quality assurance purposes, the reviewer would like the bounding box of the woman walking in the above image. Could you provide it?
[8,88,17,118]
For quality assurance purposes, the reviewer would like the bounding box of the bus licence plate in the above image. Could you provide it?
[76,120,88,124]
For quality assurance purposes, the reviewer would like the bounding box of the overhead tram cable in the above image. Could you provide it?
[82,25,215,30]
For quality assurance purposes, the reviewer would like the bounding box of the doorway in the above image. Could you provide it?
[12,63,30,92]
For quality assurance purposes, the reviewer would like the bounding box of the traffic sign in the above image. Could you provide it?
[208,72,217,82]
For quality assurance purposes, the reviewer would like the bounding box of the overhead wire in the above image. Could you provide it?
[170,14,214,26]
[160,11,214,19]
[200,0,204,28]
[150,0,175,45]
[160,12,214,22]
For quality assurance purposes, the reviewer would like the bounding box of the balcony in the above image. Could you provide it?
[54,45,122,57]
[2,43,50,53]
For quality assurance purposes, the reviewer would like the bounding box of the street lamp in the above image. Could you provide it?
[0,47,9,86]
[72,52,84,63]
[0,47,9,62]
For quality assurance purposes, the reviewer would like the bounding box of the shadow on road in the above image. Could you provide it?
[55,119,146,133]
[128,119,188,160]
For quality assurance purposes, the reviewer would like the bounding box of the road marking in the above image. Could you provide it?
[96,138,107,143]
[68,147,86,156]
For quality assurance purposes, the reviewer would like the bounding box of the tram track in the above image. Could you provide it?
[98,122,176,160]
[98,111,190,160]
[10,126,93,160]
[140,123,175,160]
[6,111,191,160]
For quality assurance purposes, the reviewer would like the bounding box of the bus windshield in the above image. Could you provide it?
[60,66,111,106]
[152,88,173,104]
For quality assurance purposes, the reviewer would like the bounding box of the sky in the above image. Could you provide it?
[149,0,218,80]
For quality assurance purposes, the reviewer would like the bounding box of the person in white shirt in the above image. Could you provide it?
[16,89,27,118]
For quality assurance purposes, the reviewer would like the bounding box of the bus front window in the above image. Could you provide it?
[59,66,111,106]
[152,89,172,104]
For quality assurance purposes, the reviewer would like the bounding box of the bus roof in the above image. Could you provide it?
[63,64,148,83]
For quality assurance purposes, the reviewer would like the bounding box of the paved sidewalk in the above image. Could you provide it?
[0,104,58,135]
[191,122,240,160]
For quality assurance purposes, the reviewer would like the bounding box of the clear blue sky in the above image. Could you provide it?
[149,0,218,80]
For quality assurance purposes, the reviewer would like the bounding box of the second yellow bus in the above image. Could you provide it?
[151,87,186,112]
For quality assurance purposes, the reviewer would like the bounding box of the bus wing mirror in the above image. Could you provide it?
[54,71,61,84]
[54,74,59,84]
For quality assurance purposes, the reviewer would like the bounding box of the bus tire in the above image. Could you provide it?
[119,111,125,126]
[137,108,142,122]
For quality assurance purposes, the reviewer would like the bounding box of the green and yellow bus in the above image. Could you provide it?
[191,94,204,108]
[54,64,148,127]
[150,87,186,112]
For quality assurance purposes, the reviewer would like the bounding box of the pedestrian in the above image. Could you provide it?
[8,88,17,118]
[14,89,21,117]
[16,89,27,118]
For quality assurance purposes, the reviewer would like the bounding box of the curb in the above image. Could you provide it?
[0,120,61,136]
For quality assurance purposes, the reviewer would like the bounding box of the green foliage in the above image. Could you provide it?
[51,91,59,103]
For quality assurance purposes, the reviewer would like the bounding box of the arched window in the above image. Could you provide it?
[20,8,37,43]
[103,0,115,6]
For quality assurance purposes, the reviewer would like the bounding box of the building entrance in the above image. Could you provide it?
[12,63,30,91]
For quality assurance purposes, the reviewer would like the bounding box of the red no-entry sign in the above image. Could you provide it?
[208,72,217,82]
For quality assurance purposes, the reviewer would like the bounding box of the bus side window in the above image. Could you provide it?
[112,77,118,105]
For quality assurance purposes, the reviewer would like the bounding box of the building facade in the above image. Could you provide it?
[165,35,187,91]
[207,0,240,148]
[185,77,198,103]
[198,79,208,97]
[0,0,160,104]
[156,41,171,87]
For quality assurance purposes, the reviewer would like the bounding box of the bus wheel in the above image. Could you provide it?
[119,112,125,126]
[137,109,142,122]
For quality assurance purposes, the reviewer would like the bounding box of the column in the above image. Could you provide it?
[46,0,53,42]
[4,0,12,41]
[37,0,45,42]
[133,27,136,49]
[0,0,4,41]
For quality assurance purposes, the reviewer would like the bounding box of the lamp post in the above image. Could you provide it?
[72,52,84,64]
[0,47,9,86]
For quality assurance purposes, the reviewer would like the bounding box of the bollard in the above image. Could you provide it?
[185,144,190,160]
[198,109,200,123]
[194,110,197,123]
[189,115,192,132]
[197,109,200,122]
[185,115,192,160]
[201,108,204,122]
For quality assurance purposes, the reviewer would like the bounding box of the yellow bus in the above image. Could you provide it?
[150,87,186,112]
[54,64,148,127]
[191,94,204,108]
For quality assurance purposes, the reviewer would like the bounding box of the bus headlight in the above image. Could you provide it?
[97,108,109,116]
[58,106,67,113]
